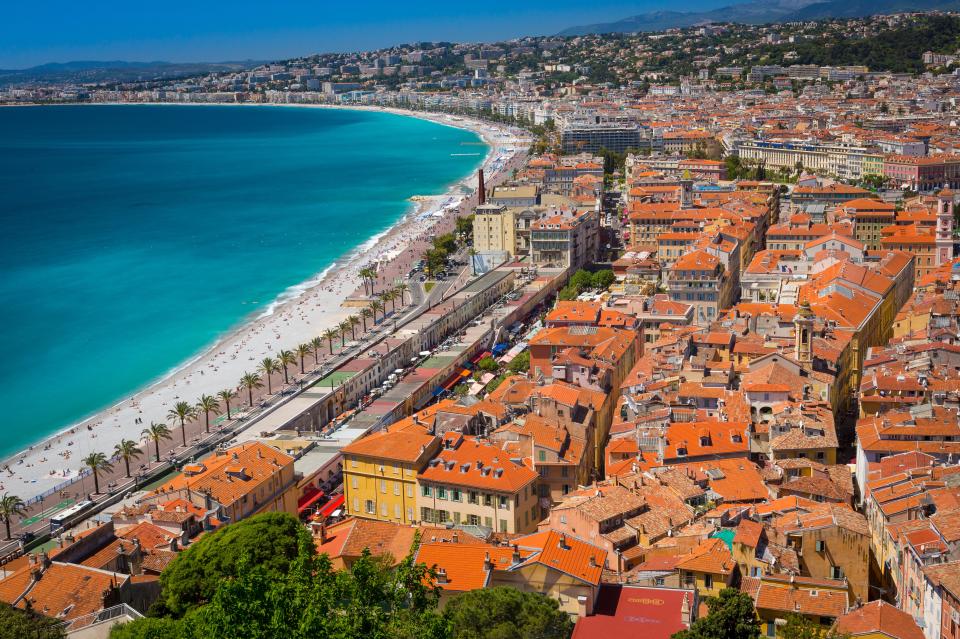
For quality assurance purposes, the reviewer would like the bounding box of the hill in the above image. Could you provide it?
[559,0,960,35]
[0,60,262,87]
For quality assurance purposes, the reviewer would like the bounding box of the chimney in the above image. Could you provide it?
[452,532,459,544]
[559,533,569,550]
[512,544,521,564]
[484,552,493,571]
[478,169,486,205]
[437,567,448,584]
[319,523,328,545]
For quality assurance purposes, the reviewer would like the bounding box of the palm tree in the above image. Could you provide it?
[277,349,296,385]
[167,401,197,447]
[113,439,143,478]
[0,494,26,540]
[377,290,390,314]
[295,343,313,374]
[468,247,477,275]
[258,357,280,395]
[339,320,352,346]
[217,388,237,420]
[240,372,263,407]
[196,394,221,434]
[310,337,324,364]
[81,452,114,495]
[359,307,373,332]
[322,328,339,355]
[142,422,172,463]
[395,283,410,305]
[359,266,377,296]
[370,300,385,322]
[347,315,360,340]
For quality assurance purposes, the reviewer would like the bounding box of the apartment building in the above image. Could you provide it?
[159,441,298,523]
[417,431,540,533]
[341,425,441,525]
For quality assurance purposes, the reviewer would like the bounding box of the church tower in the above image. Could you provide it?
[936,187,955,267]
[794,301,814,365]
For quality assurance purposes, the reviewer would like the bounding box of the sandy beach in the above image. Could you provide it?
[1,104,528,502]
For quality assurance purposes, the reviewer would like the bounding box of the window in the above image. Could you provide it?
[560,514,567,524]
[655,577,665,586]
[484,494,493,506]
[484,517,493,528]
[561,466,569,477]
[704,574,713,589]
[422,485,432,497]
[353,497,359,512]
[499,496,509,509]
[380,480,387,494]
[815,540,825,552]
[468,491,479,504]
[351,477,358,489]
[451,489,462,502]
[767,622,776,638]
[394,483,400,496]
[538,450,546,462]
[499,519,508,533]
[380,503,387,516]
[394,504,401,519]
[394,465,400,475]
[467,514,481,526]
[365,500,375,514]
[406,485,413,498]
[831,566,844,580]
[407,507,413,521]
[438,487,447,500]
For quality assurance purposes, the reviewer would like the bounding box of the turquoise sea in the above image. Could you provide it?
[0,104,484,459]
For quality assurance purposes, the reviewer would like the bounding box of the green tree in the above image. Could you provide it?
[310,336,324,365]
[433,233,457,254]
[216,389,237,421]
[294,343,312,374]
[195,394,221,434]
[557,285,577,301]
[109,617,183,639]
[672,588,760,639]
[81,451,114,495]
[142,422,172,463]
[113,439,143,478]
[257,357,280,395]
[0,603,65,639]
[0,494,26,541]
[591,269,615,289]
[157,513,307,618]
[277,350,297,385]
[476,356,499,373]
[167,400,197,447]
[444,586,573,639]
[780,613,849,639]
[569,269,593,293]
[507,351,530,375]
[239,372,263,407]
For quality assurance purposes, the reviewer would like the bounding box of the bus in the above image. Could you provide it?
[49,500,94,531]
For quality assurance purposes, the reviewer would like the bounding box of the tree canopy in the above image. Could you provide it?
[156,512,305,617]
[672,588,760,639]
[443,587,573,639]
[113,528,446,639]
[0,603,65,639]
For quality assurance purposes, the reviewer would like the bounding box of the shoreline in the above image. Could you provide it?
[0,102,527,501]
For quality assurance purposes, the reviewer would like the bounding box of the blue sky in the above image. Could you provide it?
[1,0,729,69]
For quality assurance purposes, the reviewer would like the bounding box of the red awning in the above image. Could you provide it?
[315,494,344,519]
[297,488,326,515]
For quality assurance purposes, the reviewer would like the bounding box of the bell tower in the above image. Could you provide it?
[794,301,814,365]
[936,187,954,266]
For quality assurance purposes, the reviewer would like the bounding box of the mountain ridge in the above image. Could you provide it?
[558,0,960,35]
